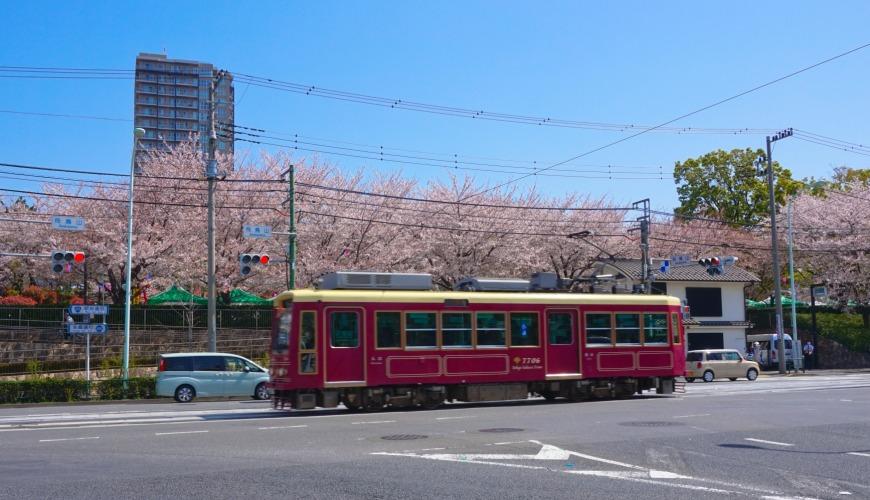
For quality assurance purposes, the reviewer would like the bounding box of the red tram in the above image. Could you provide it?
[269,272,685,411]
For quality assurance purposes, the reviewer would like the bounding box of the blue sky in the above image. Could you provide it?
[1,1,868,214]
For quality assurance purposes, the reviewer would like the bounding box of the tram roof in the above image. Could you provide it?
[273,289,682,307]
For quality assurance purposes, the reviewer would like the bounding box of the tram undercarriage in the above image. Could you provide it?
[271,377,678,411]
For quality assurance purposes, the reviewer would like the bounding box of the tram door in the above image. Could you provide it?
[545,310,581,375]
[324,308,365,384]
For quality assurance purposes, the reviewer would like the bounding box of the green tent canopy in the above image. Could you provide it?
[748,295,810,308]
[226,288,273,306]
[147,284,208,305]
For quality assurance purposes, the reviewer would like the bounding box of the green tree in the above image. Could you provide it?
[674,148,801,226]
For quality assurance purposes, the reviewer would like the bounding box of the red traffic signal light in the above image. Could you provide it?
[73,252,85,263]
[710,256,720,267]
[259,255,269,265]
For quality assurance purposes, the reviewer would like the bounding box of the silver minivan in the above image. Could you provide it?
[156,353,270,403]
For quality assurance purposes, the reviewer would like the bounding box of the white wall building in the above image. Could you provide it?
[589,259,758,353]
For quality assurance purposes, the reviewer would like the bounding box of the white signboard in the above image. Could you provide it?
[68,323,108,335]
[670,254,691,266]
[722,255,738,266]
[243,225,272,239]
[812,287,827,298]
[69,305,109,315]
[52,215,85,231]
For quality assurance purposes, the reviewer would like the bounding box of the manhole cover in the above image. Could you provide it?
[479,428,525,433]
[380,434,428,441]
[619,421,683,427]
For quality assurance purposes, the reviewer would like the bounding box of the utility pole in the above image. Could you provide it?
[207,69,227,353]
[633,198,652,294]
[287,165,297,289]
[763,128,793,374]
[786,197,801,370]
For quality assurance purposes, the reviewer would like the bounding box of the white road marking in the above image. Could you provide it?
[492,441,525,446]
[258,425,308,430]
[840,399,852,402]
[351,420,396,425]
[373,440,817,499]
[435,416,475,420]
[39,436,100,443]
[154,430,209,436]
[672,413,711,419]
[846,452,870,458]
[745,438,795,447]
[838,492,853,496]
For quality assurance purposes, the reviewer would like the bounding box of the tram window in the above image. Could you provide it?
[671,313,681,344]
[376,312,402,348]
[615,313,641,344]
[643,313,668,344]
[330,312,359,348]
[299,312,316,350]
[442,313,472,347]
[585,313,612,345]
[405,312,437,348]
[476,313,506,347]
[300,353,316,373]
[548,312,573,345]
[510,313,539,346]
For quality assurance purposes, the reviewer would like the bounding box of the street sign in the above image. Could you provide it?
[659,260,670,273]
[722,255,738,267]
[51,215,85,231]
[69,304,109,315]
[813,287,827,298]
[670,254,691,266]
[243,225,273,239]
[68,323,108,335]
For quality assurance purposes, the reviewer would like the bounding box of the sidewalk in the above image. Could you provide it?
[760,368,870,377]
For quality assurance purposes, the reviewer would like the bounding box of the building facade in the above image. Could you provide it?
[133,53,234,160]
[588,259,759,354]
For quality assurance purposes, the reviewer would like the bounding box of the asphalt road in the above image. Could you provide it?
[1,372,869,499]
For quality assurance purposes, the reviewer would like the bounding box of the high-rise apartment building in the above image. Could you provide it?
[133,53,234,160]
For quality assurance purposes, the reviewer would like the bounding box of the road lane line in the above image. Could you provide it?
[435,416,475,420]
[672,413,711,419]
[351,420,396,425]
[39,436,100,443]
[847,452,870,458]
[154,430,209,436]
[258,425,308,430]
[745,438,794,447]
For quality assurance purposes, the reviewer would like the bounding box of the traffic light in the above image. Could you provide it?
[51,250,85,273]
[239,253,269,276]
[698,256,723,276]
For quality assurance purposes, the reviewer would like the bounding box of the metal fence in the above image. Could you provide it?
[0,306,274,376]
[0,305,273,331]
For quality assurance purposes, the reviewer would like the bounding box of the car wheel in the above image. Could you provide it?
[728,377,738,381]
[174,384,195,403]
[702,370,715,383]
[254,382,270,400]
[685,377,696,382]
[746,368,758,381]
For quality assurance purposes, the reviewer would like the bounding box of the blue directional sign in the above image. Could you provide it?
[69,305,109,315]
[659,259,670,273]
[68,323,108,335]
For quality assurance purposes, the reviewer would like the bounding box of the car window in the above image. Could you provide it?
[163,356,193,371]
[194,356,225,371]
[706,352,724,361]
[686,352,702,362]
[243,359,262,372]
[225,357,246,372]
[725,352,741,361]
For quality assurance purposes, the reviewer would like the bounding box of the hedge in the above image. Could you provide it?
[0,377,156,404]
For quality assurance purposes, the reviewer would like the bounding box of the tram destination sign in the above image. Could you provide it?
[69,304,109,315]
[68,323,108,335]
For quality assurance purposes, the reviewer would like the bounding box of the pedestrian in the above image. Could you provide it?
[803,341,815,371]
